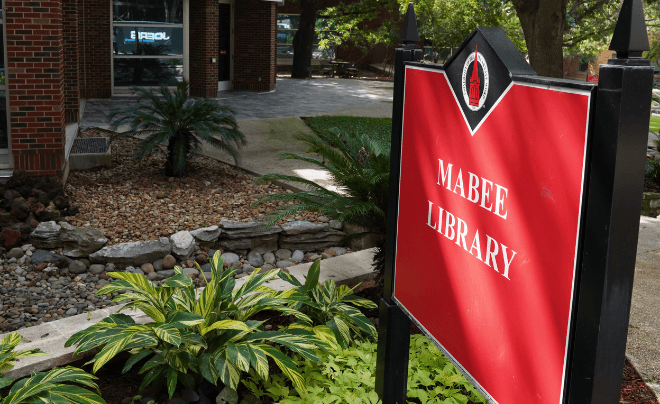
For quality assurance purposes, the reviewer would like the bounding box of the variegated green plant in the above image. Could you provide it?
[65,252,332,398]
[0,333,106,404]
[278,259,378,349]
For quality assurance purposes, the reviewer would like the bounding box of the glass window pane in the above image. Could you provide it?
[277,45,294,58]
[113,58,183,87]
[277,30,295,45]
[0,91,7,149]
[312,46,334,60]
[113,26,183,55]
[277,15,299,30]
[113,0,183,24]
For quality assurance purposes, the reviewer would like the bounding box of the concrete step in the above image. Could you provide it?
[2,248,377,379]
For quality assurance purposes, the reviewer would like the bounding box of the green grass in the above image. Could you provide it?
[650,115,660,133]
[305,116,392,144]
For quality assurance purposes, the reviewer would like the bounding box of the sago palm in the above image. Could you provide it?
[254,129,390,275]
[109,80,246,177]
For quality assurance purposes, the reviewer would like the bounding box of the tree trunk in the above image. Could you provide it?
[512,0,569,78]
[291,0,318,78]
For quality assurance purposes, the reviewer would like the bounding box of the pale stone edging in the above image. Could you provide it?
[2,248,377,380]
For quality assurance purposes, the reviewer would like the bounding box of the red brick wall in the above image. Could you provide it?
[234,0,276,91]
[5,0,66,176]
[63,0,80,122]
[79,0,111,98]
[190,0,219,98]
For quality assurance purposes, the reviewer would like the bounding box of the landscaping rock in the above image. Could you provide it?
[200,263,212,273]
[218,234,278,254]
[218,221,282,238]
[275,249,291,260]
[222,253,240,266]
[89,237,172,266]
[153,259,163,271]
[242,264,255,274]
[30,249,61,265]
[261,264,274,271]
[183,267,199,277]
[276,260,293,268]
[11,197,30,219]
[263,252,276,265]
[147,272,164,281]
[170,231,195,259]
[162,254,176,269]
[159,269,175,278]
[329,220,343,230]
[141,263,154,274]
[68,260,87,274]
[280,221,329,235]
[329,247,347,256]
[247,251,263,267]
[125,266,144,275]
[279,229,346,251]
[29,221,62,249]
[89,264,105,275]
[189,226,221,242]
[6,247,24,259]
[195,254,208,265]
[291,250,304,261]
[0,228,21,249]
[60,222,108,257]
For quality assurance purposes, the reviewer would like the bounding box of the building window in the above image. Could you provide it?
[276,14,335,62]
[112,0,187,90]
[578,61,589,73]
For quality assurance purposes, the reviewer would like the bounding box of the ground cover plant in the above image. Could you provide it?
[0,333,105,404]
[65,252,331,398]
[305,116,392,145]
[109,80,246,177]
[278,259,378,348]
[255,130,391,275]
[242,334,487,404]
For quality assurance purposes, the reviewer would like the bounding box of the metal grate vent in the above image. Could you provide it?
[71,137,109,154]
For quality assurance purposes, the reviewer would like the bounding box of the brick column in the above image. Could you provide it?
[234,0,277,91]
[79,0,111,99]
[5,1,66,176]
[190,0,219,98]
[63,0,80,123]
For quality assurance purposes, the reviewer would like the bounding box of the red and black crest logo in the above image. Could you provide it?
[444,27,535,133]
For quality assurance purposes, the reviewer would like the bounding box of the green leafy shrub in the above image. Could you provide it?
[254,130,390,274]
[0,333,105,404]
[109,80,246,177]
[305,116,392,145]
[65,253,329,398]
[242,334,486,404]
[278,259,378,348]
[646,159,660,186]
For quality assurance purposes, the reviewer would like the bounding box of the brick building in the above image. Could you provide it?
[0,0,281,179]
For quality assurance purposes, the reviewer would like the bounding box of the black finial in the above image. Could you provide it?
[609,0,650,59]
[400,2,419,45]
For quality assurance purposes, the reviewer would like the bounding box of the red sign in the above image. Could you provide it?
[588,75,599,83]
[393,66,591,404]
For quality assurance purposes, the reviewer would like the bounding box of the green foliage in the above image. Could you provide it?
[305,116,392,145]
[254,129,390,234]
[0,333,105,404]
[650,116,660,133]
[108,79,246,177]
[242,335,487,404]
[65,252,329,397]
[278,259,378,349]
[647,159,660,186]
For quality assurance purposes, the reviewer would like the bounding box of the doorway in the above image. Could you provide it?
[218,1,233,91]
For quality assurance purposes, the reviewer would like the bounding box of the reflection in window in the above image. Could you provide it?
[277,14,335,61]
[113,0,183,24]
[113,58,183,87]
[113,26,184,55]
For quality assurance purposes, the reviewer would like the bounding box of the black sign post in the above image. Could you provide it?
[376,1,654,404]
